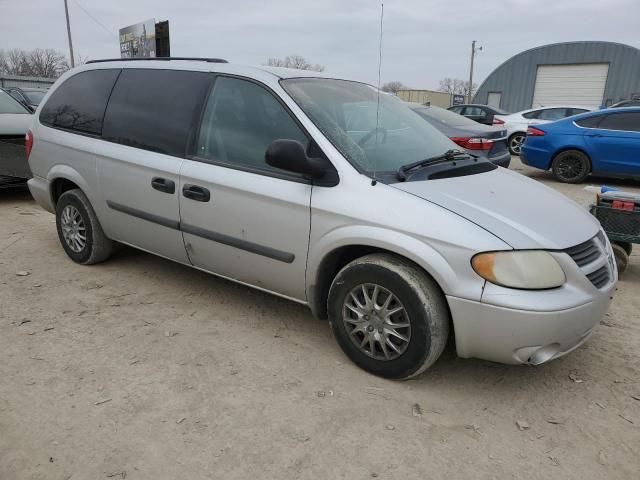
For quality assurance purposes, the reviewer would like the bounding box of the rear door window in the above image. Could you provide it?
[463,106,484,116]
[568,108,589,116]
[39,69,120,135]
[102,69,212,157]
[536,108,568,121]
[598,112,640,132]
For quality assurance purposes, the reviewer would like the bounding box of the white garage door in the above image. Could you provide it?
[532,64,609,108]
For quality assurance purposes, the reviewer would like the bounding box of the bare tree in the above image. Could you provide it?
[0,48,73,78]
[381,81,408,95]
[1,49,30,76]
[438,78,477,98]
[265,55,325,72]
[29,49,68,77]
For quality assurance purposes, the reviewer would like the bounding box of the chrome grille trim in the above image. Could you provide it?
[565,233,614,289]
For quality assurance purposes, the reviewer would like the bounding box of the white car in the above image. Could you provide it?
[0,88,34,180]
[495,106,593,155]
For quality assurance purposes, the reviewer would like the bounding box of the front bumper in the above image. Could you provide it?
[447,248,616,365]
[447,291,613,364]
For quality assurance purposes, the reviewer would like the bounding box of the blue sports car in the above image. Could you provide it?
[521,107,640,183]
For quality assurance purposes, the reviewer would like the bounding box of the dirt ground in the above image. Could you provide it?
[1,158,639,480]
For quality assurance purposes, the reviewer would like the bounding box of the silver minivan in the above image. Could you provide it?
[27,58,617,379]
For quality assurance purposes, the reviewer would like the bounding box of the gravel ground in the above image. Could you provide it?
[1,158,639,479]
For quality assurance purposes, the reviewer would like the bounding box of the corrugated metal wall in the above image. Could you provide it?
[474,42,640,112]
[0,75,56,89]
[397,89,452,108]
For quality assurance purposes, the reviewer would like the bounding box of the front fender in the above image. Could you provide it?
[306,224,493,320]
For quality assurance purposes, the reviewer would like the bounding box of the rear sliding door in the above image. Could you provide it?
[95,68,212,262]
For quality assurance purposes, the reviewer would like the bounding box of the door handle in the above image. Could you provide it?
[151,177,175,194]
[182,184,211,202]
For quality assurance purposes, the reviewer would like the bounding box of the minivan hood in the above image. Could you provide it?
[392,167,599,250]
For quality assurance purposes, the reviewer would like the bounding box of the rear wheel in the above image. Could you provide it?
[328,253,450,380]
[56,189,112,264]
[508,133,526,155]
[552,150,590,183]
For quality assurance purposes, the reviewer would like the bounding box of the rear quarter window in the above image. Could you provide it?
[39,69,120,135]
[575,116,603,128]
[101,69,212,157]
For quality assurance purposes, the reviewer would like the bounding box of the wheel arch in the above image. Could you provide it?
[306,229,457,320]
[47,165,91,207]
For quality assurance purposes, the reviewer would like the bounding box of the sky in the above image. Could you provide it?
[1,0,639,90]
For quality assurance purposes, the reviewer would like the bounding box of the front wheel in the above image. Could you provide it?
[508,133,526,155]
[328,253,450,379]
[612,243,629,275]
[551,150,591,183]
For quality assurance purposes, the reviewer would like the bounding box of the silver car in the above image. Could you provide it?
[27,59,617,379]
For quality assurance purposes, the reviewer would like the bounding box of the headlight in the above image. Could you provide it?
[471,251,566,290]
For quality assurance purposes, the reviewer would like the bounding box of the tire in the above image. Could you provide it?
[551,150,591,183]
[328,253,450,379]
[55,189,112,265]
[616,241,633,256]
[611,243,629,275]
[508,133,526,155]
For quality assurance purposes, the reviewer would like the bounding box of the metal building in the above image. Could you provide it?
[473,41,640,112]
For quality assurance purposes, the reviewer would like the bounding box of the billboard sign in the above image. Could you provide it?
[119,19,156,58]
[452,94,465,106]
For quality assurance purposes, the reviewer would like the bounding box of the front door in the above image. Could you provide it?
[179,75,314,301]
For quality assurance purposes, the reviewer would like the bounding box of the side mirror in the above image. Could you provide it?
[265,139,330,179]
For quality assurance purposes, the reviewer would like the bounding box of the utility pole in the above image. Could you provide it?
[63,0,75,67]
[468,40,482,103]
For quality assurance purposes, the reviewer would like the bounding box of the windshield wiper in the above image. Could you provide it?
[397,149,471,181]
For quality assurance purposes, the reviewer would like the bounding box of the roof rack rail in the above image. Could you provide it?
[86,57,229,64]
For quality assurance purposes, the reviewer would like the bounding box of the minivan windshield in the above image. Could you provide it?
[281,78,456,173]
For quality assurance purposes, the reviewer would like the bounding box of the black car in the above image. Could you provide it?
[409,103,511,168]
[5,87,48,111]
[448,103,509,126]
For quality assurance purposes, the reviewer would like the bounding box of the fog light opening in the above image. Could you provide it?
[528,343,561,365]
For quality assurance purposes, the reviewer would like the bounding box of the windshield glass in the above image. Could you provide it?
[412,105,480,127]
[23,90,46,105]
[281,78,456,173]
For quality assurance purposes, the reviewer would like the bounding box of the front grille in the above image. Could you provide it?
[565,234,613,289]
[587,265,610,289]
[565,239,601,267]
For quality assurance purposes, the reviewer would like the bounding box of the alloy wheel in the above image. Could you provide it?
[342,283,411,361]
[556,154,586,181]
[60,205,87,253]
[510,134,525,155]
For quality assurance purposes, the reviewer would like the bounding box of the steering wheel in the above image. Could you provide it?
[357,127,388,147]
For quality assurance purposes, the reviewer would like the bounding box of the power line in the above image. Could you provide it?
[70,0,118,39]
